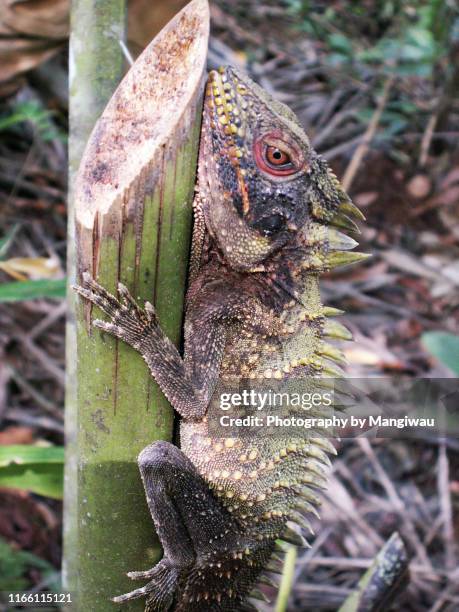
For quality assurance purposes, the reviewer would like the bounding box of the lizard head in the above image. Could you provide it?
[198,66,353,271]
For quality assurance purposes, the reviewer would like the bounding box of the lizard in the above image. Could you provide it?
[74,65,367,611]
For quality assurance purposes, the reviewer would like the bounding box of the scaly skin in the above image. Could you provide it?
[74,66,366,611]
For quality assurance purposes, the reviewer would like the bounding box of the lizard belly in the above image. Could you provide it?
[181,416,329,533]
[180,276,336,531]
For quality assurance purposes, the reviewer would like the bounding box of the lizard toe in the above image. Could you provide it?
[114,558,179,611]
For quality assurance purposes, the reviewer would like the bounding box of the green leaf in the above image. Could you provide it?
[0,537,28,592]
[407,26,434,50]
[421,332,459,375]
[0,101,62,142]
[327,52,350,67]
[0,536,59,593]
[0,278,66,302]
[0,445,64,499]
[328,32,353,55]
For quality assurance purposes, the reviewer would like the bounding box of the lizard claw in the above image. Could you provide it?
[73,273,122,319]
[92,319,121,336]
[127,568,158,580]
[113,560,179,610]
[117,281,141,313]
[112,584,154,603]
[145,301,158,323]
[73,273,159,347]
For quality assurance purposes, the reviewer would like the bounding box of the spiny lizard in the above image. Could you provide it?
[74,66,367,611]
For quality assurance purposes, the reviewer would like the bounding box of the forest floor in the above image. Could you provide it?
[0,1,458,610]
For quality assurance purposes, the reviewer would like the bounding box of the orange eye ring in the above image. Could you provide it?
[254,137,302,176]
[266,146,292,168]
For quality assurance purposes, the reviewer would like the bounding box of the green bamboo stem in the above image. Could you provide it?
[64,0,127,601]
[65,1,209,609]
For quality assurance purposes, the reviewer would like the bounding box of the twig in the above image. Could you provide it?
[424,513,446,548]
[302,556,446,581]
[437,439,456,570]
[119,39,134,66]
[29,301,67,341]
[295,526,333,572]
[313,109,358,148]
[8,366,63,421]
[324,285,434,326]
[5,407,64,434]
[429,568,459,612]
[0,171,63,200]
[13,332,65,387]
[357,438,433,568]
[341,76,395,192]
[419,113,438,167]
[338,532,409,612]
[319,134,364,161]
[275,545,297,612]
[295,584,352,595]
[323,478,384,552]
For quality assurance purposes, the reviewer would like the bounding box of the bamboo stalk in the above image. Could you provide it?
[64,0,127,601]
[65,1,209,609]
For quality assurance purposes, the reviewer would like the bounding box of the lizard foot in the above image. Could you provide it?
[112,558,179,611]
[73,272,159,347]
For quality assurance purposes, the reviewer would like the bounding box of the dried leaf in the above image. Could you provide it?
[0,0,188,95]
[0,0,69,95]
[344,347,380,366]
[0,0,69,38]
[0,257,62,281]
[0,426,34,445]
[127,0,188,51]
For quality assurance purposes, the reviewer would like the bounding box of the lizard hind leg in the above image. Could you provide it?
[113,441,249,611]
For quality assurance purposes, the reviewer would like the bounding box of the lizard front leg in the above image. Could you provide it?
[74,273,215,420]
[74,273,277,421]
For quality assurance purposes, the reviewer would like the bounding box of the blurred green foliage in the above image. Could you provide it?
[0,100,65,142]
[0,226,66,302]
[283,0,459,153]
[286,0,459,79]
[0,537,60,594]
[422,331,459,375]
[0,446,64,500]
[0,278,66,303]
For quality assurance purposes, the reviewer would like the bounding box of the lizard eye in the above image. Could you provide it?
[265,146,292,168]
[254,134,304,177]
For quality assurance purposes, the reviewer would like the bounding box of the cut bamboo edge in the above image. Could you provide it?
[67,1,209,609]
[75,0,209,266]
